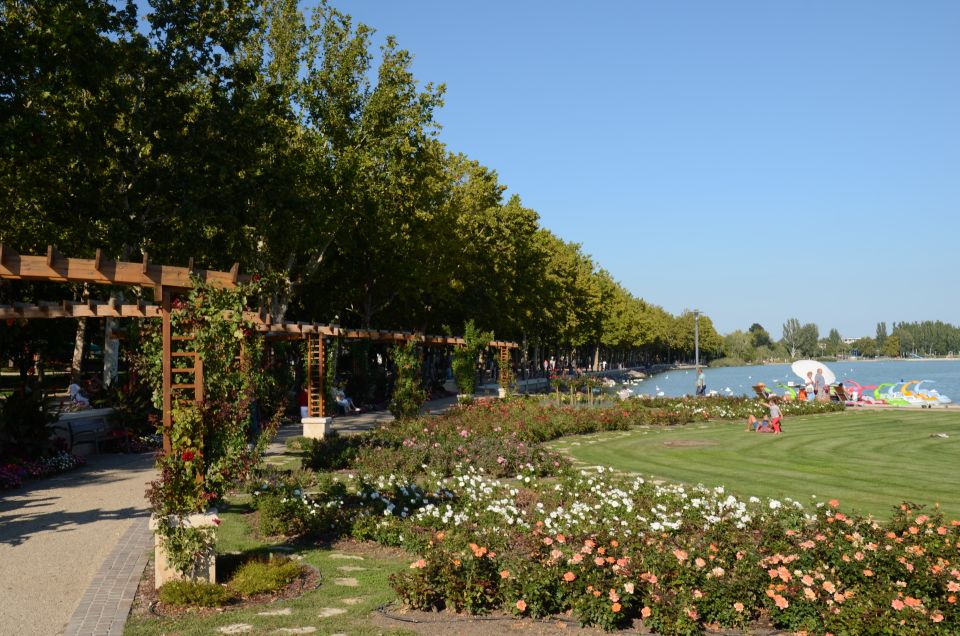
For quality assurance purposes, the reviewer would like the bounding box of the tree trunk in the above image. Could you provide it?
[103,316,119,386]
[593,343,600,372]
[71,318,87,379]
[103,291,123,387]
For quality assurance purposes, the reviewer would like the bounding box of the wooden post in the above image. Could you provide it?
[195,351,204,404]
[161,287,172,454]
[306,334,325,417]
[498,345,511,396]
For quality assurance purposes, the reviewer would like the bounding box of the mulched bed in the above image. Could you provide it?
[130,557,320,620]
[373,606,785,636]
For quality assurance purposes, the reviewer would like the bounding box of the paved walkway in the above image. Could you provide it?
[0,452,155,636]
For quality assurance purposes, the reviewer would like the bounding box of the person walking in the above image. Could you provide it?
[695,367,706,396]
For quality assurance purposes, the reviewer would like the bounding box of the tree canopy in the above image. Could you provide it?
[6,1,952,367]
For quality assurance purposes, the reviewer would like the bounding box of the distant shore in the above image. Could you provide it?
[709,357,959,368]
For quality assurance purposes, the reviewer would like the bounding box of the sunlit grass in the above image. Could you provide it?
[549,409,960,519]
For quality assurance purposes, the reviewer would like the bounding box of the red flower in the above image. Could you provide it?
[181,450,195,462]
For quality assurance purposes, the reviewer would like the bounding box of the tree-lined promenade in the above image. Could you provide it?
[1,0,724,369]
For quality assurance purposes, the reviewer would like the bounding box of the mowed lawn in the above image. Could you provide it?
[550,409,960,520]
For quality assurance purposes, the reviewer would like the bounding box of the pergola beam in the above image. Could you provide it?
[0,301,161,319]
[0,244,250,289]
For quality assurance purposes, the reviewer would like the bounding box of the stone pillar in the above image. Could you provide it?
[302,416,330,439]
[150,510,220,588]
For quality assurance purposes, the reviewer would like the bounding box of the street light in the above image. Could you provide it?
[694,309,700,369]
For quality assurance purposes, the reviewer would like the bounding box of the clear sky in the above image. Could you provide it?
[330,1,959,339]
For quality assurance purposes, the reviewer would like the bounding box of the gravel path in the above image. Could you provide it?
[0,452,155,635]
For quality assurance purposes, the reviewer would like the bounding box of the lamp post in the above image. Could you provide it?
[694,309,700,369]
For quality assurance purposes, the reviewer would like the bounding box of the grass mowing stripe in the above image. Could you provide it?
[550,410,960,519]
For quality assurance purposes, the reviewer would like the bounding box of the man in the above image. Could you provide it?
[814,368,827,401]
[696,367,706,396]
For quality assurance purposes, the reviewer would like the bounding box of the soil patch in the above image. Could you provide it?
[662,440,718,448]
[327,537,408,560]
[372,605,785,635]
[130,557,320,620]
[372,606,630,635]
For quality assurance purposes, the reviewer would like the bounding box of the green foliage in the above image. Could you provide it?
[158,580,234,607]
[105,375,155,435]
[389,341,426,421]
[157,525,219,579]
[252,475,346,538]
[303,430,362,471]
[228,556,303,597]
[450,320,493,395]
[749,323,772,348]
[136,281,281,576]
[0,387,54,460]
[324,338,339,416]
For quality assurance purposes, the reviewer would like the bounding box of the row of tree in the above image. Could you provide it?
[720,320,960,363]
[3,2,951,371]
[0,0,723,369]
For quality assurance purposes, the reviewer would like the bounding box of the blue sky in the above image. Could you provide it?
[331,1,959,339]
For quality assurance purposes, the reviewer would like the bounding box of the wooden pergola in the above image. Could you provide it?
[1,245,517,446]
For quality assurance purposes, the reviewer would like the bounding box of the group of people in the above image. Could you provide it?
[745,399,783,434]
[804,368,831,401]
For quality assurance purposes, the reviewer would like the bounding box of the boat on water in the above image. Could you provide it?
[776,361,954,407]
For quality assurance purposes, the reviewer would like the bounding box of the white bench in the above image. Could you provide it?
[51,408,126,455]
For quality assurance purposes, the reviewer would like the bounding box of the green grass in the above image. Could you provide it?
[549,409,960,519]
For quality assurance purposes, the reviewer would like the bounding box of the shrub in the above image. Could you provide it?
[158,580,234,607]
[389,341,426,421]
[450,320,493,396]
[285,436,309,451]
[252,476,346,538]
[228,556,302,597]
[0,387,54,460]
[303,431,362,471]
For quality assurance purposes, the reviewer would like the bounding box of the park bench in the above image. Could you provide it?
[50,407,129,455]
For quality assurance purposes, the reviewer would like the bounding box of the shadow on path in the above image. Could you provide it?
[0,505,149,546]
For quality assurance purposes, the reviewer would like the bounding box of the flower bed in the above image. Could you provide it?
[308,397,719,479]
[282,396,960,633]
[628,395,845,421]
[378,467,958,634]
[0,451,86,489]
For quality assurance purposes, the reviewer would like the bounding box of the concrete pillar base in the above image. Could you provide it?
[302,416,331,439]
[150,511,219,588]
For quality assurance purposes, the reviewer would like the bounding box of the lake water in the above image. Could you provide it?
[625,359,960,401]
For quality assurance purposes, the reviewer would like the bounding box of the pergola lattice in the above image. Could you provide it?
[0,245,517,448]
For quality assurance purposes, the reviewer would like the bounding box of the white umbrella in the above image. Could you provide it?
[791,360,836,385]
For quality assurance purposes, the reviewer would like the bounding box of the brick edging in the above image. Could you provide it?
[63,517,152,636]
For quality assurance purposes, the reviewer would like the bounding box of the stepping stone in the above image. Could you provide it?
[318,607,348,618]
[336,565,366,572]
[340,597,364,605]
[258,608,293,616]
[329,553,364,560]
[333,577,359,586]
[273,628,317,634]
[218,625,253,634]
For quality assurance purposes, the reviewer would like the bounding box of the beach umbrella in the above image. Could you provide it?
[791,360,836,385]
